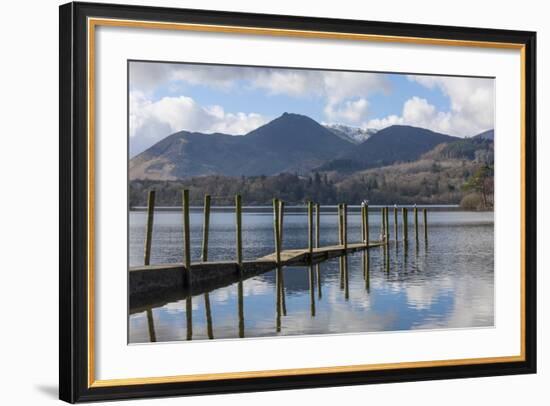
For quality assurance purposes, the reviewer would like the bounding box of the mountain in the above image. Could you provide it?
[323,124,377,144]
[473,129,494,141]
[319,125,460,171]
[129,131,258,179]
[130,113,352,180]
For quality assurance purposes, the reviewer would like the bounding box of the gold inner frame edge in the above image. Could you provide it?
[86,17,527,388]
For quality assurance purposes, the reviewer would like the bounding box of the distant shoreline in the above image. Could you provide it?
[129,204,464,212]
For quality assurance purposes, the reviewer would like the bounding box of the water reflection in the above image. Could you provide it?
[129,211,494,343]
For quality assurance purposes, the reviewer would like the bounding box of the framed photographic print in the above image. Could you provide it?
[59,1,537,403]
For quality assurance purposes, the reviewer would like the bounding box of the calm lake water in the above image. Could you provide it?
[128,207,494,343]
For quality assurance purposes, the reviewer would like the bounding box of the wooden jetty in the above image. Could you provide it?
[129,190,427,310]
[130,241,384,309]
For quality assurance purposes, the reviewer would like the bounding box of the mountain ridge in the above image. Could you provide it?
[130,113,493,180]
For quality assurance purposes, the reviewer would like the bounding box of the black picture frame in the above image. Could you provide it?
[59,1,537,403]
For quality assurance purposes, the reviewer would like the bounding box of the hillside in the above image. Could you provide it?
[130,113,352,180]
[319,125,459,171]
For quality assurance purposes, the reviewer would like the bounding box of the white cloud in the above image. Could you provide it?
[324,98,369,124]
[130,62,391,126]
[129,91,269,156]
[130,62,495,143]
[407,75,494,136]
[366,84,493,137]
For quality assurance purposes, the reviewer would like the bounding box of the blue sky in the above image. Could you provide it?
[129,61,494,156]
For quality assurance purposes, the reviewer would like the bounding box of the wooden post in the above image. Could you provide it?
[235,194,242,266]
[281,201,288,316]
[201,195,211,262]
[414,206,419,243]
[385,206,390,244]
[381,207,385,242]
[343,204,348,250]
[273,198,281,264]
[365,204,370,246]
[315,203,320,248]
[337,204,344,289]
[144,190,155,266]
[278,200,285,250]
[308,201,314,259]
[402,207,408,244]
[338,204,344,247]
[394,206,398,242]
[360,204,366,245]
[423,208,428,242]
[181,192,192,340]
[315,203,321,298]
[182,189,191,284]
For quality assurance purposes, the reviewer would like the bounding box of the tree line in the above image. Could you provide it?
[129,160,494,209]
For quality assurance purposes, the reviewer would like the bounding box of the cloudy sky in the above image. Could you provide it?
[129,61,494,156]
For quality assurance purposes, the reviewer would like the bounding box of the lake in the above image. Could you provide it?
[128,207,494,343]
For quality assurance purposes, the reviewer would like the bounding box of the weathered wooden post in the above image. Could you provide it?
[385,206,390,244]
[380,207,386,243]
[235,194,243,266]
[360,203,366,245]
[337,204,344,289]
[182,189,193,339]
[273,198,286,315]
[394,206,398,242]
[308,201,314,260]
[343,203,348,250]
[315,203,322,299]
[144,190,156,266]
[402,207,408,244]
[338,204,344,247]
[201,195,211,262]
[200,195,213,335]
[343,203,349,297]
[278,200,285,250]
[365,203,370,246]
[414,206,419,243]
[315,203,320,248]
[423,208,428,242]
[182,189,191,285]
[273,198,281,264]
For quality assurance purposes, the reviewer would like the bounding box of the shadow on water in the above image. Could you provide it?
[133,239,440,342]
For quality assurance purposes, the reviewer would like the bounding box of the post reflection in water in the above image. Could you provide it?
[146,308,156,343]
[279,268,287,316]
[185,297,192,341]
[204,292,213,339]
[275,266,284,332]
[316,264,322,299]
[343,255,349,300]
[363,251,370,292]
[308,265,316,316]
[237,279,244,338]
